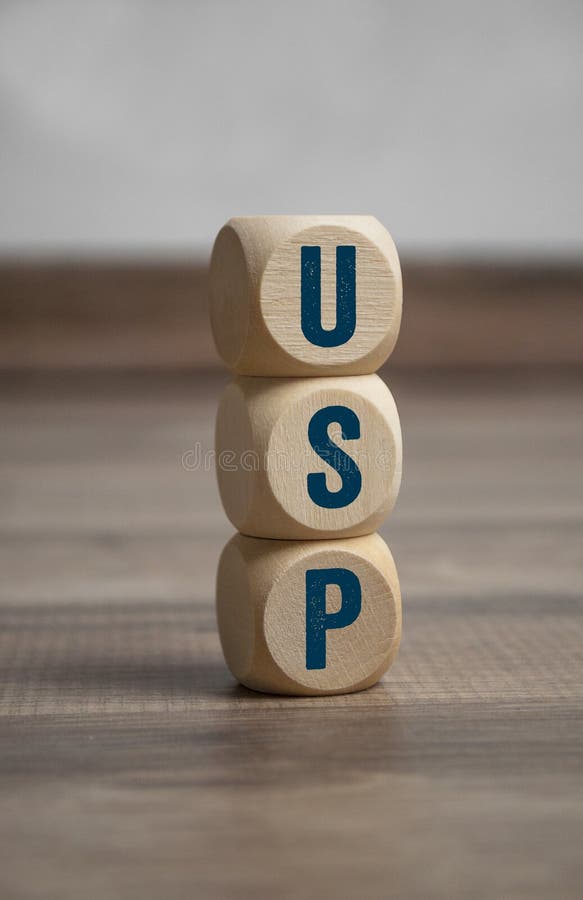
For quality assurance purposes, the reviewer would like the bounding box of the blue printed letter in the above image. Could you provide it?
[301,245,356,347]
[305,568,362,669]
[307,405,362,508]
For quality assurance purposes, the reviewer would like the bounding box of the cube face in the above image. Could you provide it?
[215,374,402,540]
[210,216,402,376]
[216,533,402,696]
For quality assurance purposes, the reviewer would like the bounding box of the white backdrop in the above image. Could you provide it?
[0,0,582,257]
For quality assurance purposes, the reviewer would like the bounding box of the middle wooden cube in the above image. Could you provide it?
[215,373,402,540]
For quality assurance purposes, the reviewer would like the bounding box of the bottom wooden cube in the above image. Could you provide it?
[216,532,401,696]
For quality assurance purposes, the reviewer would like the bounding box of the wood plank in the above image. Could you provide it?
[0,372,582,899]
[1,261,583,369]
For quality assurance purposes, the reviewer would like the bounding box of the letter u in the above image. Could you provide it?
[301,245,356,347]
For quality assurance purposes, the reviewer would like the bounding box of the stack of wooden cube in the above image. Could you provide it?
[210,216,402,696]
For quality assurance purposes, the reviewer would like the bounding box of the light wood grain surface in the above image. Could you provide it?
[217,532,402,696]
[210,216,401,375]
[1,370,582,899]
[216,374,401,539]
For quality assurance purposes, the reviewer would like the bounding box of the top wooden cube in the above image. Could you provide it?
[210,216,402,376]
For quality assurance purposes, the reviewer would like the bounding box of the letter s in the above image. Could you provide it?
[307,405,362,509]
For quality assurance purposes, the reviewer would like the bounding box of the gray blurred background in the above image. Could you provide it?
[1,0,582,260]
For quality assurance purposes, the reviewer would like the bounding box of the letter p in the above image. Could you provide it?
[305,568,362,670]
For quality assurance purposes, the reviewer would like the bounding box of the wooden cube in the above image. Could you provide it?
[215,373,402,540]
[210,215,402,376]
[216,532,402,696]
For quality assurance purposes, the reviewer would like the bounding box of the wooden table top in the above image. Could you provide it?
[1,370,582,899]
